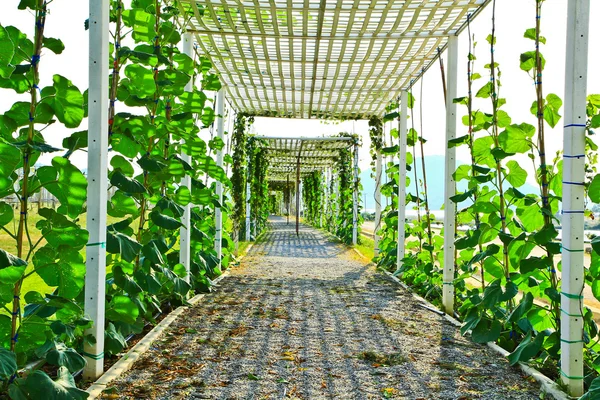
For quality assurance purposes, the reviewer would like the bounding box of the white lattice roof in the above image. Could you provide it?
[179,0,490,118]
[254,136,353,180]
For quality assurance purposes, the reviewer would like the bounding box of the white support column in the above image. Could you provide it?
[442,35,459,315]
[214,89,224,267]
[245,174,251,241]
[352,141,359,245]
[396,92,408,273]
[83,0,109,380]
[561,1,589,396]
[179,32,193,282]
[319,171,324,228]
[374,142,382,256]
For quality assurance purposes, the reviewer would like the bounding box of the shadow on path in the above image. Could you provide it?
[108,217,541,400]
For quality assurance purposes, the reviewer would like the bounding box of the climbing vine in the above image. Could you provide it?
[248,137,269,236]
[0,1,89,397]
[302,171,324,228]
[375,2,600,394]
[231,113,252,242]
[330,134,361,244]
[0,0,228,397]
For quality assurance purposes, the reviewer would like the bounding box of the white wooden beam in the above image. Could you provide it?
[442,35,458,315]
[83,0,109,380]
[560,0,590,396]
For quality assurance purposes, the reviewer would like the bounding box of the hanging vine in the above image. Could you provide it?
[302,171,324,227]
[231,113,249,242]
[249,140,269,236]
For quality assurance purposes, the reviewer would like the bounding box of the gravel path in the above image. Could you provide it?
[106,217,542,400]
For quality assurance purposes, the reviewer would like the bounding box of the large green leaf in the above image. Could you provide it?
[35,247,85,299]
[107,191,139,218]
[111,155,135,176]
[38,341,86,373]
[0,24,16,78]
[482,278,518,308]
[9,367,89,400]
[52,75,84,128]
[106,230,142,263]
[498,124,535,154]
[110,170,146,194]
[150,210,182,230]
[0,346,17,380]
[106,295,139,325]
[505,160,527,188]
[507,331,546,365]
[124,64,156,98]
[104,323,127,356]
[0,142,20,192]
[580,377,600,400]
[196,154,229,185]
[36,208,89,248]
[42,37,65,55]
[471,318,501,343]
[15,316,48,354]
[589,174,600,203]
[179,91,207,113]
[122,9,156,43]
[508,292,534,323]
[37,157,87,218]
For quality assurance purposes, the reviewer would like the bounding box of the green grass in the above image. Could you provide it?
[356,234,375,261]
[236,241,252,257]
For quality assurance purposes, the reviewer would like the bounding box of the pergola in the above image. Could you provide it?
[253,136,356,237]
[177,0,490,118]
[84,0,592,396]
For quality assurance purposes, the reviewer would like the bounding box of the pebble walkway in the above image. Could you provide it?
[107,218,542,399]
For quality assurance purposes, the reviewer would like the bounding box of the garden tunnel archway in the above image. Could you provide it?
[251,136,358,240]
[0,0,596,398]
[84,0,595,397]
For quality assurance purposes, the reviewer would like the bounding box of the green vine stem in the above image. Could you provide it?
[136,0,162,254]
[532,0,560,330]
[409,90,422,252]
[488,0,510,292]
[418,76,433,255]
[466,21,485,290]
[108,0,123,138]
[13,0,46,353]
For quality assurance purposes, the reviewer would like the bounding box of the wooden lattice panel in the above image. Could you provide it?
[178,0,490,118]
[254,136,353,180]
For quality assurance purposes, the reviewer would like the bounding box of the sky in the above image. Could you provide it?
[1,0,599,190]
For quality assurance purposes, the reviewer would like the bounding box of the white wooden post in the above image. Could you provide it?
[83,0,109,380]
[561,0,589,396]
[396,92,408,273]
[179,32,193,282]
[214,89,224,266]
[245,157,251,241]
[352,141,359,245]
[442,35,458,315]
[319,171,324,228]
[374,138,382,255]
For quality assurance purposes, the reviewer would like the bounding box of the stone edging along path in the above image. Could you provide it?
[351,247,571,400]
[86,243,256,400]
